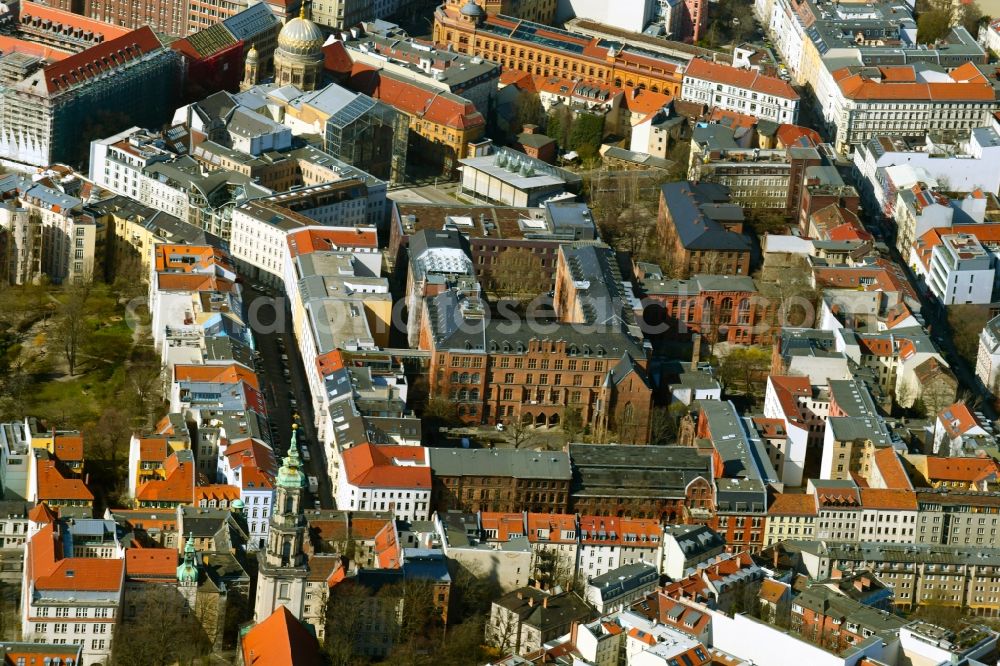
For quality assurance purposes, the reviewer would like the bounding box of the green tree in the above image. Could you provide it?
[562,406,584,444]
[514,92,543,135]
[49,280,94,376]
[719,347,772,403]
[545,106,572,151]
[568,112,605,160]
[917,7,952,43]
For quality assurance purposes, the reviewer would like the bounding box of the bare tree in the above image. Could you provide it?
[112,585,210,665]
[49,280,93,376]
[482,247,548,307]
[507,415,538,449]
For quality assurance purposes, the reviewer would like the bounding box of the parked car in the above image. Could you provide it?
[300,446,311,462]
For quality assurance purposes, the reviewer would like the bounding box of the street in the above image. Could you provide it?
[242,285,334,508]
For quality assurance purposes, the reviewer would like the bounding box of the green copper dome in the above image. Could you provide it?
[177,533,198,583]
[277,424,307,489]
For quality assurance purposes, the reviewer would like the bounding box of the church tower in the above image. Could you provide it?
[177,532,200,610]
[241,45,260,92]
[253,425,309,622]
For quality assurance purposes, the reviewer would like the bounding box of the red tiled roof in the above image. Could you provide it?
[759,578,790,603]
[525,513,576,544]
[374,522,402,569]
[36,461,93,502]
[480,512,525,541]
[768,375,812,426]
[873,448,913,490]
[321,40,353,75]
[242,606,322,666]
[137,437,169,464]
[925,456,1000,484]
[0,34,70,61]
[41,25,162,95]
[194,484,241,504]
[154,243,233,274]
[768,493,817,516]
[348,64,486,131]
[225,439,277,490]
[776,124,821,148]
[834,63,995,101]
[29,524,124,592]
[315,350,345,378]
[684,58,798,99]
[174,363,260,390]
[21,1,130,41]
[341,444,430,489]
[28,502,58,524]
[937,402,980,439]
[859,488,918,510]
[135,453,194,504]
[52,434,83,462]
[286,227,378,258]
[126,548,177,579]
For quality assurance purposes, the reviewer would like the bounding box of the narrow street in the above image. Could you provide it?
[242,284,334,508]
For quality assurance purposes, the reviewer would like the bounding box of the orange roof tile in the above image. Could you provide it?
[173,363,260,390]
[125,548,177,579]
[0,34,70,61]
[36,461,93,502]
[759,578,790,603]
[29,524,123,592]
[768,375,812,426]
[28,502,58,525]
[873,448,913,490]
[834,64,996,102]
[684,58,798,99]
[776,124,821,148]
[242,606,322,666]
[622,87,672,116]
[374,522,402,569]
[526,513,576,543]
[52,434,83,462]
[286,226,378,257]
[135,453,194,504]
[315,349,346,377]
[194,484,241,504]
[341,444,430,489]
[348,64,486,131]
[925,457,1000,484]
[41,25,161,95]
[937,402,980,439]
[859,488,918,510]
[154,243,231,272]
[138,437,169,464]
[21,1,130,41]
[768,493,817,516]
[480,512,525,541]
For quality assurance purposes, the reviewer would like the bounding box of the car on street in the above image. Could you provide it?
[300,447,311,462]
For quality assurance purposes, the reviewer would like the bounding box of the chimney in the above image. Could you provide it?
[772,548,779,569]
[542,596,549,608]
[522,123,537,135]
[528,596,535,607]
[853,578,865,592]
[691,334,701,366]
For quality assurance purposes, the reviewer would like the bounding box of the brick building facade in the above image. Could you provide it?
[433,0,683,96]
[427,448,572,514]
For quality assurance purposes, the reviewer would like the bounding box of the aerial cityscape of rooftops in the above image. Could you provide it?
[7,0,1000,663]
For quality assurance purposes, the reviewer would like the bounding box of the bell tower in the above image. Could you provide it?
[241,45,260,92]
[253,425,309,622]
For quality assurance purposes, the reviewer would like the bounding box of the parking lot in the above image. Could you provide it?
[243,284,333,508]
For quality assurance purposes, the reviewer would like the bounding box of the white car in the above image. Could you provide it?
[496,423,505,432]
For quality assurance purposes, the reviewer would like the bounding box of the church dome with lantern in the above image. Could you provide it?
[274,4,325,91]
